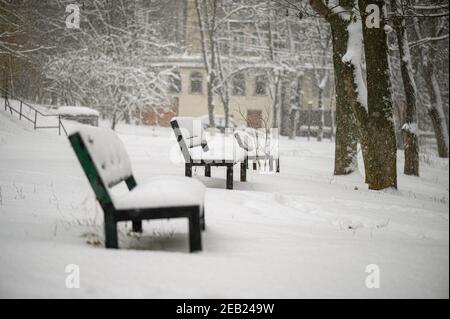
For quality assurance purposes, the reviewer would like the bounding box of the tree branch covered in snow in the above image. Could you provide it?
[41,0,178,128]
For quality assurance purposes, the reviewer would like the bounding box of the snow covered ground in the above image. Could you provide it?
[0,107,448,298]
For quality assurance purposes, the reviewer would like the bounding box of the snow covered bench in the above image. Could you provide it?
[57,106,99,127]
[234,129,280,173]
[68,126,205,252]
[171,117,247,190]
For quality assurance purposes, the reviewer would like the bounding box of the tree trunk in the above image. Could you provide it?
[359,0,398,190]
[289,109,298,140]
[428,104,449,158]
[280,78,292,136]
[329,15,359,175]
[317,88,324,142]
[423,66,449,158]
[391,0,419,176]
[195,0,216,128]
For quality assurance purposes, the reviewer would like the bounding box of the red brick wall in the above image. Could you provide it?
[142,97,179,127]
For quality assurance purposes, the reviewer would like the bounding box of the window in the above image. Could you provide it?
[232,73,246,96]
[190,71,203,94]
[273,33,287,52]
[254,75,267,96]
[169,71,182,94]
[232,31,245,54]
[251,32,259,46]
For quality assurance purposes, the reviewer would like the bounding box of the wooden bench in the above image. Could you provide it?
[171,117,247,190]
[69,126,205,252]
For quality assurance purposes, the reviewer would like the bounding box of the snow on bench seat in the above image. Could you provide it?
[112,176,205,210]
[189,134,246,162]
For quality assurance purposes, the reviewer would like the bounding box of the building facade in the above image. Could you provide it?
[149,0,334,130]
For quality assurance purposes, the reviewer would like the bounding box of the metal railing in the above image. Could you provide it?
[1,88,67,136]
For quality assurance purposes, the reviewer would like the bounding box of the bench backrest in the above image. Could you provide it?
[234,130,256,152]
[171,117,207,162]
[69,126,135,208]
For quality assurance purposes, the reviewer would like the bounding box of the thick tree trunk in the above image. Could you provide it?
[391,0,419,176]
[359,0,398,190]
[329,15,359,175]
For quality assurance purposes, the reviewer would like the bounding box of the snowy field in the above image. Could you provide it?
[0,107,448,299]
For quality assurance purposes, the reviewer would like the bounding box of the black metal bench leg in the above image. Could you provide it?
[276,158,280,173]
[104,212,118,249]
[253,162,257,170]
[240,160,247,182]
[205,164,211,177]
[185,163,192,177]
[226,164,234,190]
[132,220,143,233]
[201,207,206,231]
[188,209,202,252]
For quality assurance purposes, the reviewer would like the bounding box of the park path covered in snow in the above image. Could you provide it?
[0,110,448,298]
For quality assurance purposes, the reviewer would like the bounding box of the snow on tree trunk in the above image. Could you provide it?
[391,0,419,176]
[308,0,363,176]
[331,26,359,175]
[359,0,398,190]
[328,13,360,174]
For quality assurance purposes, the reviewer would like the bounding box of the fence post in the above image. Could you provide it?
[19,101,22,120]
[58,115,61,136]
[34,110,37,129]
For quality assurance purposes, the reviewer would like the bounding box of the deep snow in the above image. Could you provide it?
[0,107,448,298]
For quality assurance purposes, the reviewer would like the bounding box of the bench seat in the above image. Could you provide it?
[112,176,205,210]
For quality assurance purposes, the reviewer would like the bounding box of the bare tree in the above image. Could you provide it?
[390,0,420,176]
[411,0,449,158]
